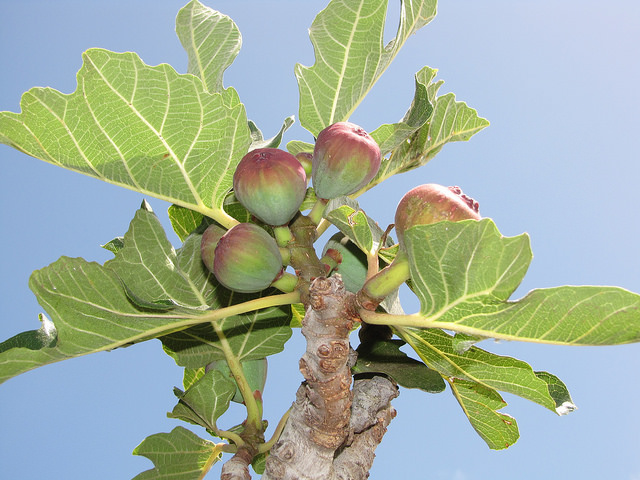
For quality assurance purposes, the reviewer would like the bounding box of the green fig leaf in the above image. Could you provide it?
[133,427,223,479]
[353,339,445,393]
[286,140,315,156]
[324,196,393,255]
[360,67,489,194]
[449,378,520,450]
[297,0,437,135]
[396,219,640,345]
[105,205,213,310]
[0,48,251,229]
[168,205,206,242]
[370,65,435,156]
[169,369,236,432]
[249,115,295,150]
[399,328,570,413]
[0,208,292,384]
[176,0,241,94]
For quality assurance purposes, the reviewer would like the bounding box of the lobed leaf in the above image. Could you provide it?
[0,207,293,384]
[0,256,196,384]
[449,378,519,450]
[133,427,223,480]
[169,369,236,433]
[105,204,215,310]
[297,0,437,135]
[395,219,640,345]
[0,48,252,228]
[370,66,434,156]
[248,115,295,150]
[160,295,292,368]
[399,328,563,413]
[362,67,490,193]
[168,205,206,242]
[176,0,241,93]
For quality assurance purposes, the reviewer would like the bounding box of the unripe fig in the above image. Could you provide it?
[312,122,381,199]
[213,223,283,293]
[233,148,307,226]
[200,223,226,273]
[206,358,268,404]
[395,184,481,246]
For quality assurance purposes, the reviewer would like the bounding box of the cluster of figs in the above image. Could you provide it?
[200,121,480,295]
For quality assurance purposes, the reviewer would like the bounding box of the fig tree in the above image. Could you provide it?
[213,223,283,293]
[233,148,307,226]
[395,183,481,246]
[312,122,381,199]
[200,223,226,273]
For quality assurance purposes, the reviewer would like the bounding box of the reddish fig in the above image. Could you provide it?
[200,223,226,273]
[233,148,307,226]
[312,122,381,199]
[395,184,481,246]
[213,223,283,293]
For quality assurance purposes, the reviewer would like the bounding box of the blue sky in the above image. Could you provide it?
[1,1,639,479]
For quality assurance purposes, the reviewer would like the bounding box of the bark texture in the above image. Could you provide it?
[262,276,398,480]
[221,446,254,480]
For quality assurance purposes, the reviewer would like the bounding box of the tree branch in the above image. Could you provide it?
[262,276,398,480]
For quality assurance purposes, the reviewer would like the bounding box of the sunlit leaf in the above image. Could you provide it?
[168,205,205,242]
[0,48,251,228]
[176,0,241,93]
[297,0,437,135]
[363,67,489,193]
[398,219,640,345]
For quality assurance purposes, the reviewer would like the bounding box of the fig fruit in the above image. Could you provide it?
[233,148,307,226]
[312,122,381,199]
[213,223,283,293]
[395,184,481,246]
[200,223,226,273]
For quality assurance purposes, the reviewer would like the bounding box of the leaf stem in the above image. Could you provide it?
[258,407,291,454]
[307,198,328,226]
[213,429,244,449]
[197,291,300,324]
[357,250,410,310]
[209,319,263,431]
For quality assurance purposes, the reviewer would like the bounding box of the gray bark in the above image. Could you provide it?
[262,276,398,480]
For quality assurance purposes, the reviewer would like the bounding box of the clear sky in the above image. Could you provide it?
[1,1,639,479]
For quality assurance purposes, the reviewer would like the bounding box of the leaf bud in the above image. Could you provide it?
[395,184,481,246]
[213,223,283,293]
[312,122,381,199]
[233,148,307,226]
